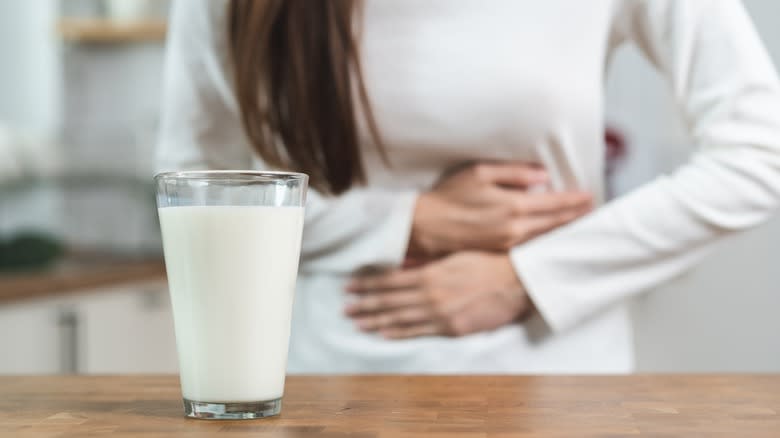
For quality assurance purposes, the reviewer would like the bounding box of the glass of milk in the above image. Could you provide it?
[154,170,307,419]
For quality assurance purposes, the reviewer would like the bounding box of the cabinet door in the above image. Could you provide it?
[0,299,63,374]
[78,281,179,374]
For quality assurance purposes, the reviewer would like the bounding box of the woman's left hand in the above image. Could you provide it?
[345,252,532,339]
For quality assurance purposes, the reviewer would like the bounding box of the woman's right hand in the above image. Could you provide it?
[408,162,593,257]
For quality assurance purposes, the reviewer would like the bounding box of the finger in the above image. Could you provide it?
[345,290,428,315]
[380,322,443,340]
[472,162,548,188]
[511,191,592,215]
[511,205,591,244]
[354,306,433,332]
[347,269,423,293]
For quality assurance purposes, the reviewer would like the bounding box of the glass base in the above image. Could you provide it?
[183,397,282,420]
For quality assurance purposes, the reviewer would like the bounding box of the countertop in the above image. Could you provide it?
[0,255,165,305]
[2,375,779,437]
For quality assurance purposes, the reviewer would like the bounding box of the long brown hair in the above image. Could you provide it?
[227,0,383,195]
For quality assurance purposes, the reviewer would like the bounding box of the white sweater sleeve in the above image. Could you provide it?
[511,0,780,333]
[157,0,418,274]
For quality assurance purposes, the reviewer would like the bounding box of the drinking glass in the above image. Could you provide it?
[155,170,307,419]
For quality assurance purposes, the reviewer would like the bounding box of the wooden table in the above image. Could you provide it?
[2,375,778,437]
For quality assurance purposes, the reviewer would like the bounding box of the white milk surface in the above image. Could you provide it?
[158,205,304,402]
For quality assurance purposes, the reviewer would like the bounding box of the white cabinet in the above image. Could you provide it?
[0,280,179,374]
[78,281,179,374]
[0,297,68,374]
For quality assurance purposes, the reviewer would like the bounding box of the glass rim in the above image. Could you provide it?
[154,170,308,183]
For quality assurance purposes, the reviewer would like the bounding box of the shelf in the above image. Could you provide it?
[57,18,167,43]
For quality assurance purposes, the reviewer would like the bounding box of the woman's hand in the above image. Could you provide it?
[409,162,592,257]
[345,251,531,339]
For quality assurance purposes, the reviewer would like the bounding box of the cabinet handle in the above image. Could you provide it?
[140,288,168,310]
[57,308,79,374]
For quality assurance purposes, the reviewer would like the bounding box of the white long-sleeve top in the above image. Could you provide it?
[158,0,780,373]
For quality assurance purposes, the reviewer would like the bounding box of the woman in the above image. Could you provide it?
[158,0,780,373]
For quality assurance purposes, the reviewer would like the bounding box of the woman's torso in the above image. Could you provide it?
[286,0,634,374]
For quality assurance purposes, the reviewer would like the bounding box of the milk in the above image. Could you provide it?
[158,205,304,402]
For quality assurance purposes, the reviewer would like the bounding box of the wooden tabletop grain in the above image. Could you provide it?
[1,375,778,437]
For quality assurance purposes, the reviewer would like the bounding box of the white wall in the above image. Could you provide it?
[606,0,780,372]
[0,1,60,133]
[0,1,61,235]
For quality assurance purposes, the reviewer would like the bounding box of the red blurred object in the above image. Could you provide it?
[605,126,628,170]
[605,126,629,198]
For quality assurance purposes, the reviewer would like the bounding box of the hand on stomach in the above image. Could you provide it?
[408,161,592,257]
[346,161,593,339]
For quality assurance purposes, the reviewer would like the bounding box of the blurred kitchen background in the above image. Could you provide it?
[1,0,779,375]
